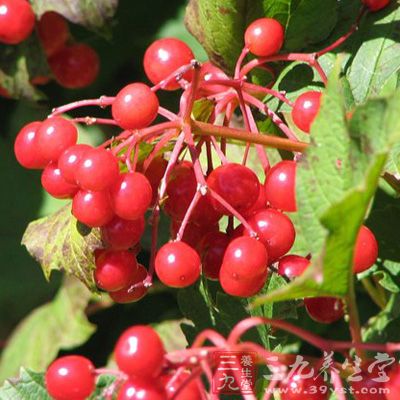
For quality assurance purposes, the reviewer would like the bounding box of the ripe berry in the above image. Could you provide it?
[141,156,168,205]
[49,44,100,89]
[385,364,400,400]
[117,378,166,400]
[144,38,194,90]
[264,160,297,212]
[102,216,145,250]
[41,162,78,199]
[242,184,267,217]
[76,148,120,191]
[36,117,78,163]
[45,355,95,400]
[72,190,114,227]
[110,264,148,303]
[37,12,69,57]
[199,61,229,95]
[199,231,230,280]
[304,297,344,324]
[278,255,310,279]
[14,122,48,169]
[161,371,202,400]
[111,172,153,220]
[58,144,92,184]
[244,208,296,263]
[170,220,219,250]
[351,371,387,400]
[363,0,390,11]
[155,241,201,288]
[94,250,138,292]
[0,0,35,45]
[244,18,285,57]
[353,225,378,274]
[207,163,260,215]
[115,325,165,378]
[280,369,328,400]
[112,83,159,130]
[220,236,268,297]
[292,91,322,133]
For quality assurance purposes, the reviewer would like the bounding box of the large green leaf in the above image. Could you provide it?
[0,278,95,382]
[348,3,400,104]
[22,205,103,291]
[251,66,400,306]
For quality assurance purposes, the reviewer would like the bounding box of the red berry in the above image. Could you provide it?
[207,163,260,215]
[94,250,138,292]
[110,264,148,303]
[49,44,100,89]
[140,156,168,205]
[199,61,229,95]
[244,208,296,263]
[76,148,120,191]
[385,364,400,400]
[220,236,268,297]
[351,370,387,400]
[58,144,92,184]
[112,83,159,130]
[144,38,194,90]
[111,172,153,220]
[278,255,310,279]
[353,225,378,274]
[36,117,78,163]
[41,162,78,199]
[242,184,267,217]
[280,369,328,400]
[155,241,201,288]
[115,325,165,378]
[0,0,35,45]
[244,18,284,57]
[72,190,114,227]
[363,0,390,11]
[45,355,95,400]
[0,85,10,98]
[304,297,344,324]
[161,371,202,400]
[170,220,219,250]
[14,122,48,169]
[102,216,145,250]
[265,160,297,212]
[37,12,69,57]
[199,231,230,280]
[292,91,322,133]
[117,377,166,400]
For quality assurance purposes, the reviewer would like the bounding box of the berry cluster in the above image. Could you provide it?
[0,1,99,94]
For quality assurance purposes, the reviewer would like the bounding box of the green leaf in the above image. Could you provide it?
[31,0,119,34]
[0,278,95,383]
[348,4,400,104]
[154,320,188,352]
[251,64,400,307]
[22,205,103,291]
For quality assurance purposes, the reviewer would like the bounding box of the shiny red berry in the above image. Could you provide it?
[58,144,92,184]
[207,163,260,215]
[41,162,78,199]
[278,255,310,279]
[363,0,390,11]
[76,148,120,192]
[45,355,95,400]
[49,44,100,89]
[36,117,78,163]
[111,172,153,220]
[94,250,138,292]
[37,12,69,57]
[155,241,201,288]
[161,371,202,400]
[304,297,345,324]
[140,156,168,205]
[170,220,219,250]
[353,225,378,274]
[265,160,297,212]
[199,61,229,95]
[0,0,35,45]
[244,208,296,263]
[292,91,322,133]
[244,18,285,57]
[112,83,159,130]
[102,216,145,250]
[14,122,48,169]
[72,190,114,227]
[117,377,166,400]
[351,370,388,400]
[385,364,400,400]
[115,325,165,378]
[144,38,194,90]
[110,264,148,304]
[242,184,267,217]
